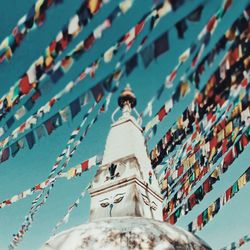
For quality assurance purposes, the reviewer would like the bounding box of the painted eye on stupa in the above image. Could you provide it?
[100,201,110,208]
[113,193,125,204]
[114,196,123,204]
[99,198,110,208]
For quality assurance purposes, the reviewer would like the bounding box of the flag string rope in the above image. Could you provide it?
[9,79,121,249]
[51,182,91,235]
[0,155,102,209]
[9,97,107,248]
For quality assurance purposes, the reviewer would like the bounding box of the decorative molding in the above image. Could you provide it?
[89,175,163,202]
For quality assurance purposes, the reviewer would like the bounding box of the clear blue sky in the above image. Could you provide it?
[0,0,249,249]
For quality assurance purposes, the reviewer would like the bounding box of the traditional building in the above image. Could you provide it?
[41,85,211,250]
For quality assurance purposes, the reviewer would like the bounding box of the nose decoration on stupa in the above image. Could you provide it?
[112,84,141,124]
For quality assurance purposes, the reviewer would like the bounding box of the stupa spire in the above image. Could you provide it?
[41,84,211,250]
[88,84,163,221]
[112,84,141,125]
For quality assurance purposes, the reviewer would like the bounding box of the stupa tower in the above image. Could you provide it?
[41,85,211,250]
[89,84,163,221]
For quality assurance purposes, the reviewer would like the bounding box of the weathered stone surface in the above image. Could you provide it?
[40,217,211,250]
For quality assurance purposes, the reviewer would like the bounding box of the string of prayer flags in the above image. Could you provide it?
[0,0,63,63]
[18,0,184,111]
[0,0,199,134]
[188,6,250,89]
[0,74,117,164]
[52,183,91,235]
[0,0,201,138]
[158,58,250,197]
[9,83,119,249]
[150,30,250,170]
[0,0,137,139]
[220,234,250,250]
[161,103,240,199]
[43,0,134,83]
[175,5,204,39]
[165,125,250,224]
[165,63,250,179]
[144,80,190,134]
[139,2,205,71]
[187,165,250,233]
[162,91,249,195]
[9,103,104,248]
[150,67,249,183]
[159,80,250,197]
[187,0,233,70]
[144,9,250,137]
[157,63,250,221]
[0,155,101,209]
[141,0,233,118]
[0,0,111,122]
[0,1,211,162]
[0,75,95,149]
[115,0,194,57]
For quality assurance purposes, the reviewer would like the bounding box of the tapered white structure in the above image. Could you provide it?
[41,85,211,250]
[89,84,162,221]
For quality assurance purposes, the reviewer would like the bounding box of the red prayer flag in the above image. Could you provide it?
[178,165,184,176]
[31,90,41,103]
[84,34,95,50]
[158,106,166,121]
[61,36,68,50]
[49,98,56,107]
[241,134,249,147]
[207,16,216,32]
[189,193,197,209]
[19,123,26,132]
[49,40,57,53]
[35,184,42,191]
[169,70,177,82]
[81,160,89,172]
[241,78,248,88]
[197,213,203,227]
[225,187,232,201]
[135,20,145,35]
[169,214,175,225]
[5,199,11,205]
[19,75,32,94]
[203,179,211,193]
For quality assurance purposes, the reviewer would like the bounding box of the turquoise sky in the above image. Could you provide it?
[0,0,250,249]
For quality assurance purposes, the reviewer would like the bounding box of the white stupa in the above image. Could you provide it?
[40,85,211,250]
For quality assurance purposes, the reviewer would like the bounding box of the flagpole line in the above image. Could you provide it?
[8,81,121,249]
